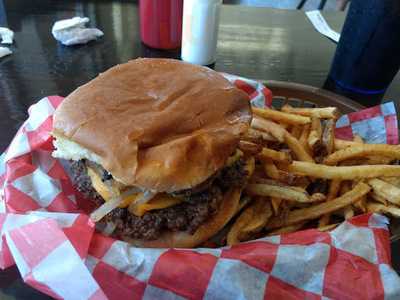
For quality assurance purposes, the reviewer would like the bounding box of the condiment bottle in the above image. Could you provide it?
[181,0,222,65]
[139,0,183,49]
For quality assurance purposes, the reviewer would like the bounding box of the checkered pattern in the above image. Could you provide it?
[0,212,94,268]
[83,214,399,300]
[2,95,78,214]
[221,73,273,108]
[0,75,399,299]
[335,102,399,144]
[5,217,106,300]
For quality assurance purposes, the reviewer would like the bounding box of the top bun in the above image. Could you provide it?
[52,58,251,192]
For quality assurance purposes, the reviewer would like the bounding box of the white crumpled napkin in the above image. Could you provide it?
[0,46,12,58]
[51,17,104,46]
[0,27,13,58]
[0,27,14,44]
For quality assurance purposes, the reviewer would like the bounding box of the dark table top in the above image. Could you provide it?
[1,0,400,299]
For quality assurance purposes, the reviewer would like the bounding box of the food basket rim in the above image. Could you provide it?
[262,80,365,114]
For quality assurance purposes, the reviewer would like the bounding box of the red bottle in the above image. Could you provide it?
[139,0,183,50]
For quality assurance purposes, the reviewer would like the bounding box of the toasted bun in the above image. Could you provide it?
[123,187,242,248]
[53,58,251,192]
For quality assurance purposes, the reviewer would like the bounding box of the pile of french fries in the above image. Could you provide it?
[226,104,400,245]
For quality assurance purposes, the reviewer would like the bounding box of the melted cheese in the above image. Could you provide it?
[87,166,182,211]
[129,194,183,217]
[87,167,135,208]
[87,149,252,214]
[87,167,119,200]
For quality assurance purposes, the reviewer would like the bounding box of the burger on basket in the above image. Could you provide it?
[51,58,254,248]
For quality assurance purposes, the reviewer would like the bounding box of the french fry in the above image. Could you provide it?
[338,157,393,166]
[307,117,322,151]
[382,177,400,187]
[252,178,312,193]
[299,124,311,147]
[248,177,305,190]
[238,140,263,155]
[319,179,342,227]
[324,144,400,165]
[343,206,354,219]
[338,158,368,166]
[246,183,320,203]
[271,197,282,215]
[261,158,280,180]
[311,193,326,202]
[353,135,364,143]
[240,201,272,235]
[251,117,286,142]
[237,195,253,212]
[334,139,362,150]
[267,221,307,235]
[328,180,342,200]
[265,182,371,229]
[284,131,314,162]
[252,107,311,125]
[227,204,254,246]
[367,178,400,206]
[241,130,263,144]
[367,202,400,218]
[369,192,388,206]
[353,194,367,213]
[288,161,400,180]
[227,198,272,245]
[244,157,256,179]
[281,104,339,119]
[228,103,400,243]
[322,119,335,155]
[367,156,395,165]
[318,223,339,232]
[291,125,303,139]
[247,128,277,142]
[258,147,292,163]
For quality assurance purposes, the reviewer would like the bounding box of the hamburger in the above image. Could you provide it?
[52,58,253,248]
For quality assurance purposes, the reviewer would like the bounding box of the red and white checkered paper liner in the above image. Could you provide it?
[0,74,399,300]
[335,102,399,144]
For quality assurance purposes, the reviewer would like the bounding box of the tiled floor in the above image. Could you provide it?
[223,0,342,11]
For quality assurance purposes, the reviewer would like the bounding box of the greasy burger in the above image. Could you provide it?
[52,58,253,248]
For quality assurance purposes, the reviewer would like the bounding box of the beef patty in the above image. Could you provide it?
[70,159,247,240]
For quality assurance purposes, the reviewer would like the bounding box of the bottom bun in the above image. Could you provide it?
[123,187,242,248]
